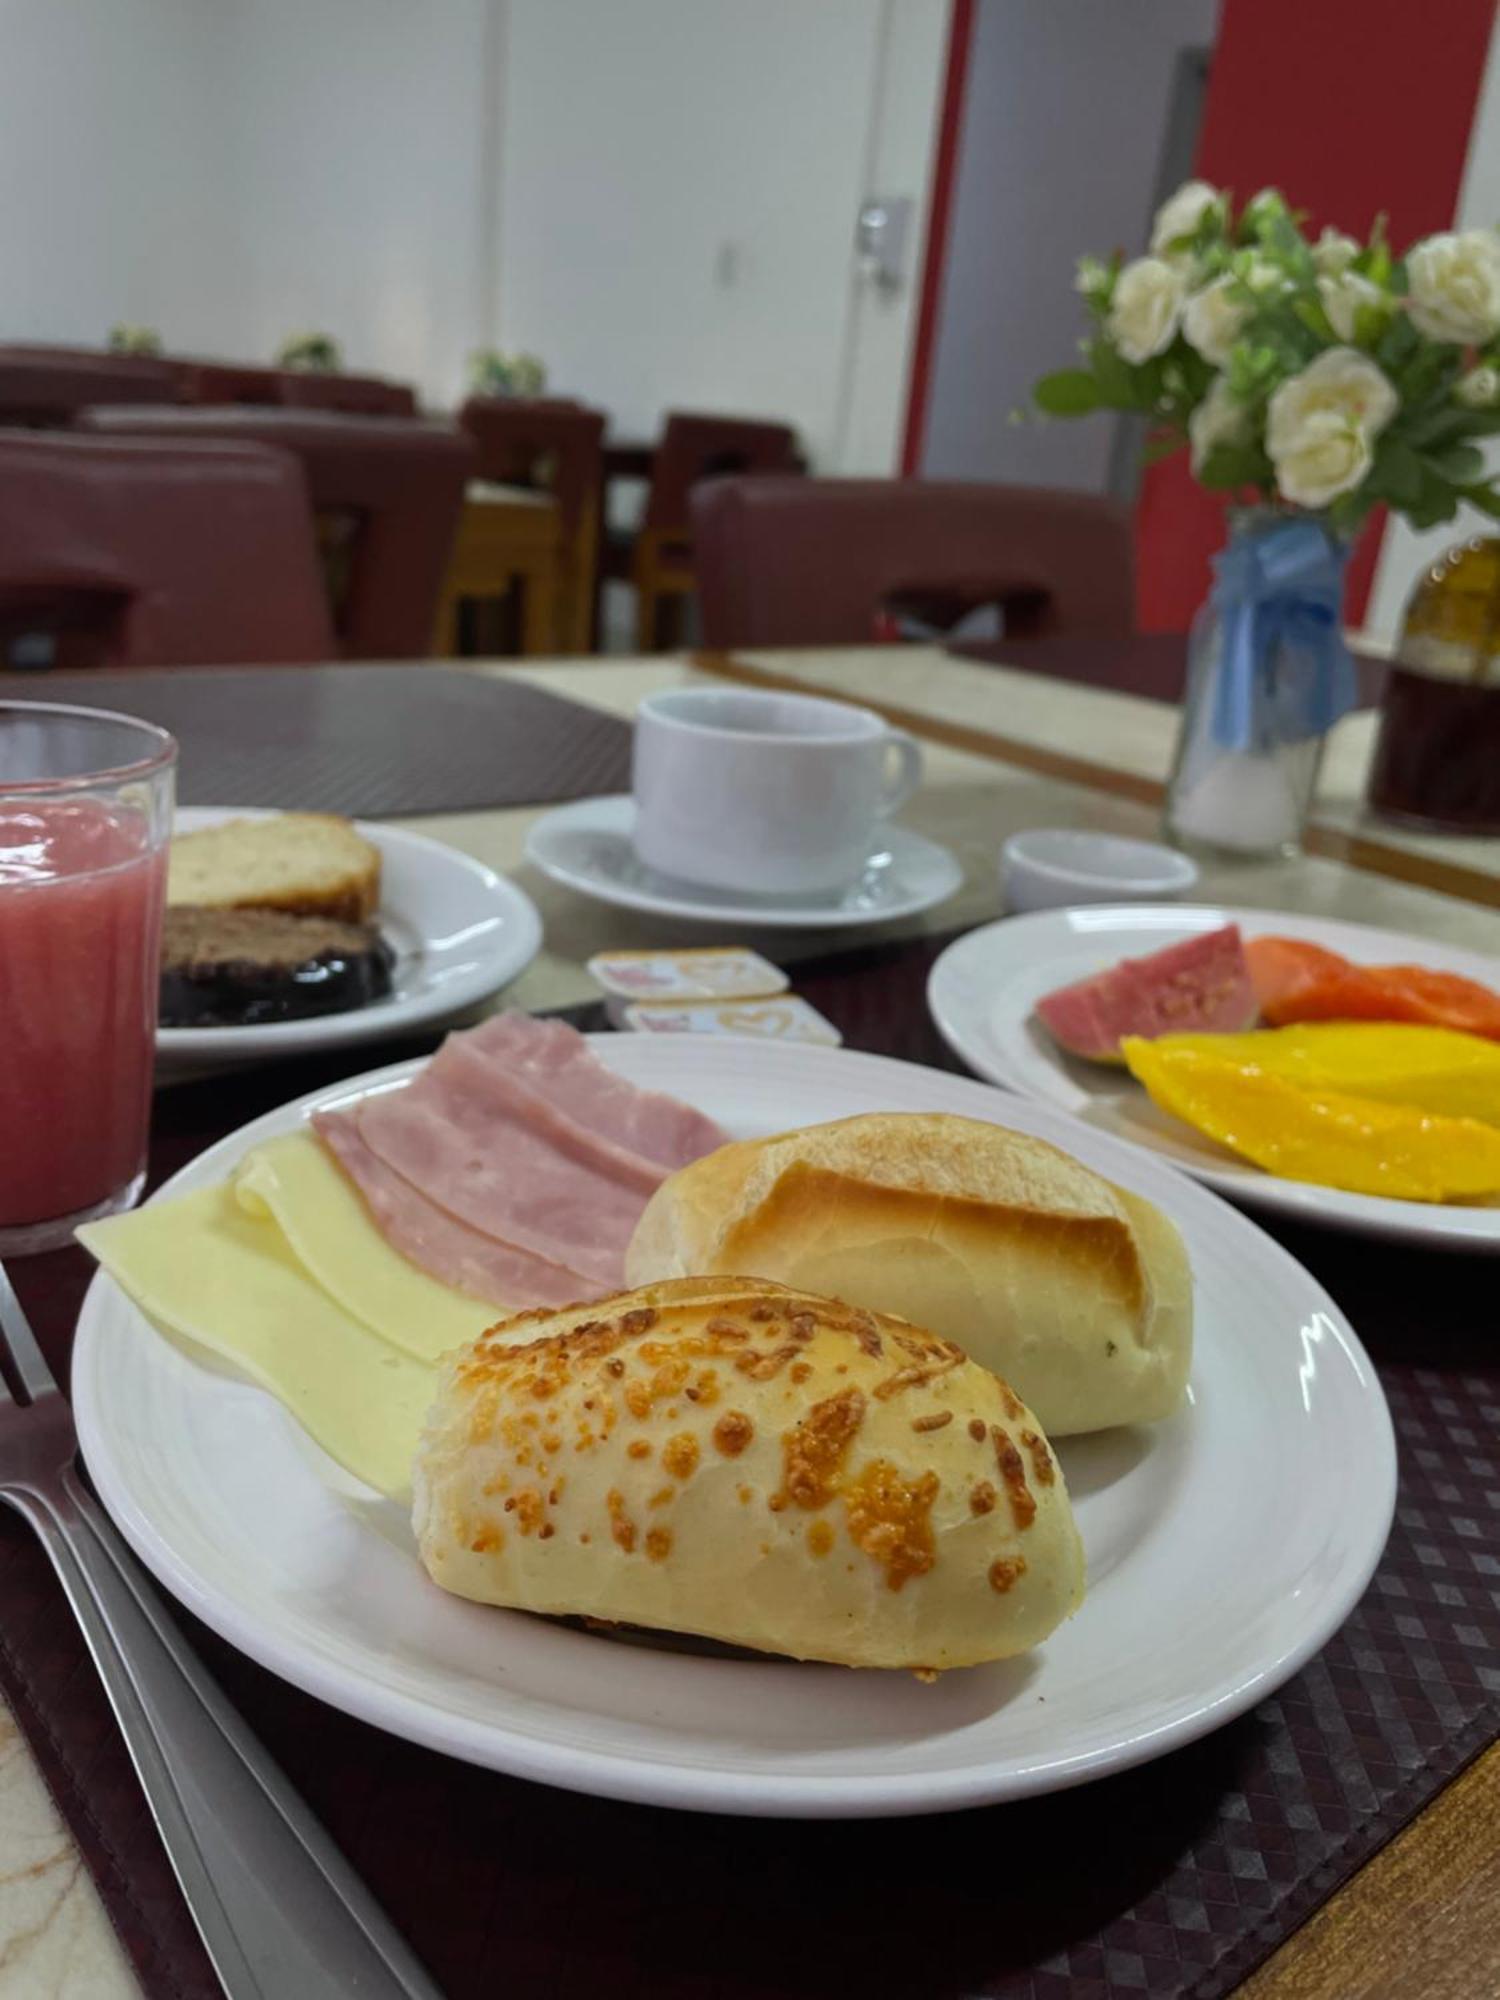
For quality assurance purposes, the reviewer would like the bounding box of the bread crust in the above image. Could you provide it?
[413,1276,1086,1669]
[625,1115,1192,1436]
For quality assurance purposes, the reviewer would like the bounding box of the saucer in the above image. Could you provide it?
[524,794,962,928]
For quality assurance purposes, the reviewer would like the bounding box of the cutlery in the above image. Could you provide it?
[0,1261,443,2000]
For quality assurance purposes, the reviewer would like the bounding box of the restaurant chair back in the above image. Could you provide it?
[276,371,419,418]
[178,361,285,405]
[692,477,1135,649]
[78,406,475,658]
[458,397,606,652]
[0,430,334,669]
[0,345,183,427]
[608,410,802,651]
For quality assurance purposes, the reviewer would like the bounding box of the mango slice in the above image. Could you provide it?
[1142,1022,1500,1128]
[1121,1038,1500,1203]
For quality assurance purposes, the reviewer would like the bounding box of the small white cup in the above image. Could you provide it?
[1001,829,1199,914]
[632,687,923,895]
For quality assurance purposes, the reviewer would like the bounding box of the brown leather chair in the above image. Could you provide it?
[0,345,183,426]
[0,430,334,669]
[276,371,419,418]
[178,361,284,405]
[692,478,1135,650]
[79,406,475,657]
[457,397,606,652]
[603,412,802,650]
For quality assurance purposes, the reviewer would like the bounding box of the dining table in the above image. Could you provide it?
[0,638,1495,2000]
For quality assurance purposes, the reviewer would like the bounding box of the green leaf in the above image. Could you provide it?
[1196,440,1275,491]
[1088,338,1142,408]
[1460,483,1500,520]
[1372,436,1425,506]
[1033,370,1101,416]
[1428,443,1486,484]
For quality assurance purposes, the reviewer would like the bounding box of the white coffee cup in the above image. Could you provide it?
[632,687,923,895]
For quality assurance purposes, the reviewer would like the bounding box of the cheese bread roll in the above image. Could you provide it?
[413,1277,1084,1670]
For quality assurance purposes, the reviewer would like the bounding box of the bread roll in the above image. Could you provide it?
[625,1114,1191,1436]
[413,1277,1085,1670]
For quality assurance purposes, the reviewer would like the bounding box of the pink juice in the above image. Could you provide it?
[0,800,166,1228]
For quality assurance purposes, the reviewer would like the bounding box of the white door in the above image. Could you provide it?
[494,0,950,472]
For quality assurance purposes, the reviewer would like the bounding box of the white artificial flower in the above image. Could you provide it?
[1318,270,1390,342]
[1182,277,1248,366]
[1106,256,1188,363]
[1150,179,1221,255]
[1245,256,1292,295]
[1074,254,1110,297]
[1407,229,1500,343]
[1312,227,1361,276]
[1266,347,1397,508]
[1266,410,1373,508]
[1457,363,1500,408]
[1189,375,1249,472]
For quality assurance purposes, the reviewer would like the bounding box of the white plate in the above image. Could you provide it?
[929,904,1500,1250]
[74,1037,1394,1818]
[158,808,543,1064]
[524,793,962,928]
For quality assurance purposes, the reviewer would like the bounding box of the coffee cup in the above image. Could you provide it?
[631,687,923,895]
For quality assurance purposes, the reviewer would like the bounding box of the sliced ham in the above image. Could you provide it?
[462,1014,728,1167]
[313,1112,591,1310]
[314,1014,730,1305]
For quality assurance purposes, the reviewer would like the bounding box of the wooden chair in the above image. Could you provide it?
[453,398,606,654]
[691,477,1135,649]
[79,407,474,658]
[601,412,802,651]
[0,430,334,668]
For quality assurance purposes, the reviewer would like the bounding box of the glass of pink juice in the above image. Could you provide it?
[0,702,176,1254]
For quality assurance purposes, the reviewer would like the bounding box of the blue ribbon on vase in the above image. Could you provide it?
[1207,517,1355,752]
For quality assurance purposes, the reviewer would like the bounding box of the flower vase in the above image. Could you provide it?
[1164,513,1354,859]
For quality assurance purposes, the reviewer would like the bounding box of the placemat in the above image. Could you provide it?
[0,665,632,816]
[4,933,1497,2000]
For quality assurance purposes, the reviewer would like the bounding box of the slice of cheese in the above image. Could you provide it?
[232,1131,497,1362]
[80,1186,434,1500]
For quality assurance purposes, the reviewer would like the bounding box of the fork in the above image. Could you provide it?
[0,1262,443,2000]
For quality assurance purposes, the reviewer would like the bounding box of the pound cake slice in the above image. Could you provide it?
[167,813,380,922]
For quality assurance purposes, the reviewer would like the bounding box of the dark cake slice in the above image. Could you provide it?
[160,906,395,1028]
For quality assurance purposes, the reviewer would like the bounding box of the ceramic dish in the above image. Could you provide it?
[75,1037,1394,1817]
[523,794,962,928]
[157,808,543,1066]
[1001,829,1199,913]
[928,903,1500,1250]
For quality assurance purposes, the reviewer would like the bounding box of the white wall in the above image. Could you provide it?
[0,0,943,448]
[495,0,945,469]
[220,0,495,405]
[921,0,1219,489]
[0,0,237,352]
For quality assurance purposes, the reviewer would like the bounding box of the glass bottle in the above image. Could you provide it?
[1366,536,1500,833]
[1164,511,1352,859]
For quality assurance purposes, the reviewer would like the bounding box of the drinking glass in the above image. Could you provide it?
[0,702,176,1254]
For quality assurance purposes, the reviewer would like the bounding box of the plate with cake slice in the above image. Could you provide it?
[156,807,542,1065]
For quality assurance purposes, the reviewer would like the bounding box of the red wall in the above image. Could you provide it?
[1135,0,1496,631]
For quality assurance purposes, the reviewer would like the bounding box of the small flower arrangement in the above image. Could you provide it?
[1036,181,1500,531]
[107,324,162,357]
[276,331,343,373]
[469,349,548,398]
